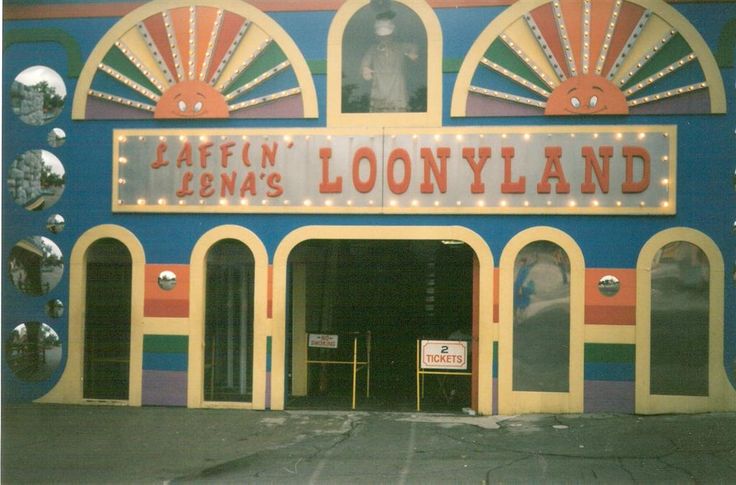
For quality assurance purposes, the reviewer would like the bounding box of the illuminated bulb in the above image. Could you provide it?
[118,136,127,142]
[661,178,669,186]
[118,157,128,164]
[304,199,312,206]
[219,199,228,206]
[137,198,146,205]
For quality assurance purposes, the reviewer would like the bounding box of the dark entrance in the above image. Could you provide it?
[287,240,474,412]
[83,238,132,400]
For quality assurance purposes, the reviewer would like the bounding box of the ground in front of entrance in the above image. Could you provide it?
[2,404,735,483]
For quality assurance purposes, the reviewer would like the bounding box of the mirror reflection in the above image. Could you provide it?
[11,66,67,126]
[158,270,177,291]
[6,322,62,381]
[45,299,65,318]
[650,241,709,396]
[598,275,620,297]
[8,236,64,296]
[47,127,67,147]
[513,241,570,392]
[7,149,66,211]
[342,2,427,113]
[46,214,66,234]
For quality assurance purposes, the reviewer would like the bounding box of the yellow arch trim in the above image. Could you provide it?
[188,225,269,409]
[636,227,736,414]
[451,0,726,116]
[270,225,494,414]
[326,0,443,128]
[498,226,585,414]
[36,225,146,406]
[72,0,318,119]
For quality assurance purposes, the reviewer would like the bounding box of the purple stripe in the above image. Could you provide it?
[85,97,154,119]
[142,370,187,407]
[465,92,545,117]
[584,380,634,413]
[629,90,711,115]
[230,96,304,119]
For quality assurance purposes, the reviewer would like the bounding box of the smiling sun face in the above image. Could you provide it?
[545,74,629,116]
[154,80,230,119]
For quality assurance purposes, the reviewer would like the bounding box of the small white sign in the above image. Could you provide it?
[308,334,339,349]
[421,340,468,370]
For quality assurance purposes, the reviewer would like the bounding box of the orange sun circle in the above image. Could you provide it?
[545,74,629,116]
[154,80,230,119]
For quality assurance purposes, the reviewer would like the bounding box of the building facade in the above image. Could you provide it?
[3,0,736,415]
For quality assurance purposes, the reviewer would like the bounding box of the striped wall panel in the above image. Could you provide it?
[142,335,188,406]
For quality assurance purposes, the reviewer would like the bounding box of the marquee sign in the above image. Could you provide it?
[113,125,675,214]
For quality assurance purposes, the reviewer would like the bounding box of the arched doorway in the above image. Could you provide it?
[83,238,132,400]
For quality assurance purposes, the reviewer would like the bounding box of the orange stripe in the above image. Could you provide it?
[3,1,722,20]
[585,305,636,325]
[267,264,273,319]
[144,299,190,318]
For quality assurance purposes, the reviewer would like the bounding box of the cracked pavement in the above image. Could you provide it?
[2,404,735,483]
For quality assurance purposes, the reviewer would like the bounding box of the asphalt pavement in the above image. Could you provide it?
[2,403,735,483]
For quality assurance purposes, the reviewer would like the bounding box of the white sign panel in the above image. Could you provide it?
[308,334,339,349]
[421,340,468,370]
[113,126,676,215]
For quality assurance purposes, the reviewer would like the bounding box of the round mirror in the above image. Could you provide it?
[6,322,62,381]
[45,299,65,318]
[598,274,620,297]
[7,149,66,211]
[8,236,64,296]
[11,66,67,126]
[47,127,67,147]
[158,270,177,291]
[46,214,66,234]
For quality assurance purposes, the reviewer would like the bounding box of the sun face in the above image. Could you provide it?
[545,74,628,115]
[74,3,318,120]
[154,81,229,118]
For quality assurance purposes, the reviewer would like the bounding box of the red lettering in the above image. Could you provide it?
[420,147,449,194]
[241,142,252,167]
[239,172,256,197]
[537,146,570,194]
[220,141,235,168]
[220,171,236,197]
[151,141,168,169]
[198,142,213,168]
[352,147,377,193]
[462,147,489,194]
[267,172,283,197]
[199,172,215,198]
[387,148,411,194]
[319,147,343,193]
[580,146,612,194]
[261,142,277,168]
[176,142,192,168]
[621,146,650,193]
[176,171,194,197]
[500,146,525,193]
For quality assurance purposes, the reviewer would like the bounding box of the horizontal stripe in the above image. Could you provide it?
[143,351,188,372]
[144,299,189,318]
[585,362,634,381]
[584,380,634,414]
[585,305,636,325]
[142,370,187,406]
[143,335,188,354]
[585,343,635,364]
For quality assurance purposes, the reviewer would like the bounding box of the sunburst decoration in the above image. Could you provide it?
[452,0,725,116]
[73,1,317,119]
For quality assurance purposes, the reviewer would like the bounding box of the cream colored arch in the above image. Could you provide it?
[327,0,442,128]
[36,225,145,406]
[188,225,269,409]
[498,226,585,414]
[636,228,736,414]
[270,225,494,414]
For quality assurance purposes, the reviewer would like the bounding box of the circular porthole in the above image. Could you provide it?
[8,236,64,296]
[11,66,67,126]
[6,322,62,381]
[7,150,66,211]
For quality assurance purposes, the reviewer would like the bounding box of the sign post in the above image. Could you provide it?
[416,339,472,411]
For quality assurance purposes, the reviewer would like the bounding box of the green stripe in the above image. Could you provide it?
[621,34,692,91]
[101,46,162,96]
[484,39,550,92]
[585,343,635,364]
[143,335,189,354]
[223,42,288,97]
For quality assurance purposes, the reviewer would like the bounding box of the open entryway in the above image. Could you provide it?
[286,239,475,412]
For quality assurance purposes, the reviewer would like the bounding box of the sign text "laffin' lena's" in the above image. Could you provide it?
[113,126,675,214]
